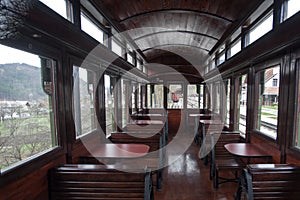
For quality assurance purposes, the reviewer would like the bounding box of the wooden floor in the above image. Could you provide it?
[154,141,238,200]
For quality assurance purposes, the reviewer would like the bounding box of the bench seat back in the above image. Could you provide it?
[49,164,153,200]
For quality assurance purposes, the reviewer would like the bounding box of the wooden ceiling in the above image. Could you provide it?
[92,0,263,80]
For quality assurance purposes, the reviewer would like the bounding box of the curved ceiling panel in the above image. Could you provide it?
[94,0,264,76]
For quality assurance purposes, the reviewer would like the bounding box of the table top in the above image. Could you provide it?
[224,143,272,158]
[87,143,150,158]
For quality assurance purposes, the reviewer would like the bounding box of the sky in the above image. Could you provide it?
[0,44,41,67]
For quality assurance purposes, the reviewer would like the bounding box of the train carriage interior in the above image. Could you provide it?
[1,0,300,199]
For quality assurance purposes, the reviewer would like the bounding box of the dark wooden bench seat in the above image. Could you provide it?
[48,164,153,200]
[235,164,300,200]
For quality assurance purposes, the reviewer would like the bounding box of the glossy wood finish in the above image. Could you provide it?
[154,142,239,199]
[82,143,150,159]
[224,143,272,162]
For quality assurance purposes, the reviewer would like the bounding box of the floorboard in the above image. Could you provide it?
[154,141,238,200]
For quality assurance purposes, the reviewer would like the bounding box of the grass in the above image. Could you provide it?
[262,105,278,110]
[261,112,277,119]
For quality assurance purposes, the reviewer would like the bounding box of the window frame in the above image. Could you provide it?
[0,41,65,184]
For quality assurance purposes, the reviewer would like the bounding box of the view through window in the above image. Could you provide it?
[0,44,57,170]
[256,65,280,139]
[73,66,96,138]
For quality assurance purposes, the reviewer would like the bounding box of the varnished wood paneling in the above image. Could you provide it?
[0,156,66,200]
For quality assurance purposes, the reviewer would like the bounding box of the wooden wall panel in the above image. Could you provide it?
[251,133,281,164]
[0,155,66,200]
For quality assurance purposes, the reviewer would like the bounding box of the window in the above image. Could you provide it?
[294,61,300,148]
[112,39,123,57]
[147,84,164,108]
[225,79,231,126]
[0,44,57,171]
[127,53,134,65]
[131,84,136,113]
[39,0,72,21]
[104,74,114,136]
[237,74,248,136]
[247,13,273,45]
[121,79,129,127]
[187,85,200,109]
[212,82,221,114]
[217,52,225,66]
[199,85,204,109]
[282,0,300,21]
[256,65,280,139]
[272,78,278,87]
[228,39,241,58]
[73,66,96,138]
[80,11,104,44]
[168,84,183,109]
[137,59,142,70]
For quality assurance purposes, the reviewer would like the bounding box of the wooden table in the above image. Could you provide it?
[80,143,150,164]
[224,143,272,163]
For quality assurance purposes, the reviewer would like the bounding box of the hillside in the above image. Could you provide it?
[0,63,45,101]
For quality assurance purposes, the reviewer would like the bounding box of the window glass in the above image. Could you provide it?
[0,44,57,170]
[131,84,136,113]
[248,13,273,45]
[147,84,164,108]
[168,84,183,109]
[73,66,96,138]
[237,74,247,136]
[137,60,142,70]
[137,84,142,109]
[213,82,221,114]
[127,54,134,65]
[39,0,71,20]
[294,61,300,147]
[225,79,231,126]
[286,0,300,19]
[217,52,225,65]
[229,39,241,58]
[199,85,204,109]
[187,85,200,108]
[104,75,114,136]
[80,12,104,44]
[256,65,280,139]
[143,66,148,74]
[112,40,123,57]
[121,79,129,127]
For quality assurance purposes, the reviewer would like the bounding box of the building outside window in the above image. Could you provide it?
[256,65,280,139]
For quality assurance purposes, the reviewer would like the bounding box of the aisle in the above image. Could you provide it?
[154,142,238,200]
